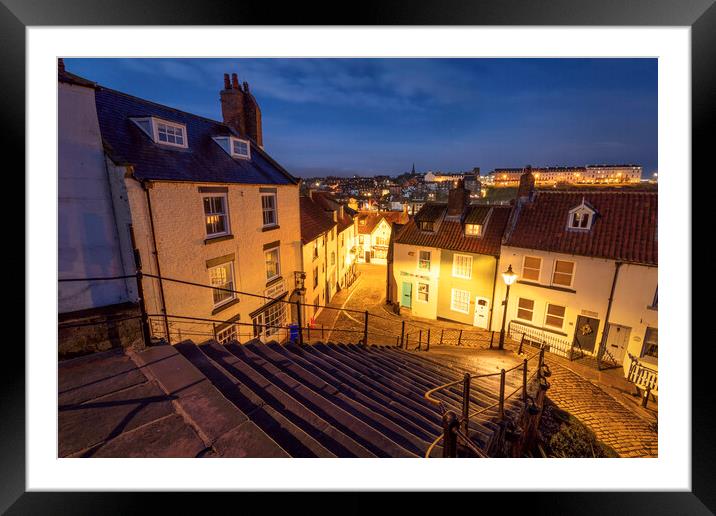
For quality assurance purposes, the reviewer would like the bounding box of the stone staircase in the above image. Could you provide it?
[140,339,527,458]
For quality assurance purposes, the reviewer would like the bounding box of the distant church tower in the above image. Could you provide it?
[411,163,416,175]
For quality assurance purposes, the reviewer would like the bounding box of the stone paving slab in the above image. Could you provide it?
[212,421,290,458]
[59,379,177,457]
[175,381,249,443]
[59,349,147,406]
[131,344,206,395]
[84,414,207,458]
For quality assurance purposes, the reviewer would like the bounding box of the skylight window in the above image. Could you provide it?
[465,223,482,236]
[130,117,188,148]
[212,136,251,160]
[567,198,596,231]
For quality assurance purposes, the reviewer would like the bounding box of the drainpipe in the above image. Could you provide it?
[142,180,171,343]
[488,256,499,331]
[597,261,623,366]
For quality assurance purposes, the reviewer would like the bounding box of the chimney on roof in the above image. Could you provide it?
[58,58,65,73]
[447,179,470,217]
[220,72,263,147]
[517,165,535,200]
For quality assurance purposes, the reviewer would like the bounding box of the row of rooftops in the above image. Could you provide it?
[394,180,657,266]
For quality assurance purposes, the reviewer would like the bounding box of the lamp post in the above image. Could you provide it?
[498,264,518,350]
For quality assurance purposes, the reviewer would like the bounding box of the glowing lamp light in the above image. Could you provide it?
[502,264,518,286]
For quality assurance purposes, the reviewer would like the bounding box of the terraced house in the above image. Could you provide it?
[494,170,658,383]
[87,70,302,344]
[356,209,410,264]
[391,180,511,329]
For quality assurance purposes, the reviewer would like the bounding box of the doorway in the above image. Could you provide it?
[573,315,600,354]
[473,296,489,329]
[605,324,631,364]
[401,282,412,309]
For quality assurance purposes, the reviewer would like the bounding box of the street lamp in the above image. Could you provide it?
[498,264,518,350]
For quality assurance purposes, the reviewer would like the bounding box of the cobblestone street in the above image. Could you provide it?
[316,263,658,458]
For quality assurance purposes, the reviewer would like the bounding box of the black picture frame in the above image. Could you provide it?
[4,0,709,513]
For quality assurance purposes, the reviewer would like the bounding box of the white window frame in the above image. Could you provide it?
[452,254,473,279]
[217,324,238,345]
[465,223,482,237]
[264,246,281,282]
[231,137,251,159]
[551,259,576,288]
[544,303,566,329]
[567,205,595,230]
[417,282,430,303]
[521,255,542,283]
[261,193,278,228]
[203,193,230,238]
[252,302,286,339]
[516,297,535,322]
[208,261,236,308]
[450,288,471,314]
[417,250,431,271]
[154,119,187,148]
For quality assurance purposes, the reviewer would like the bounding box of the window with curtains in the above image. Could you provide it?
[261,193,278,227]
[452,254,473,279]
[522,256,541,282]
[203,194,229,237]
[208,262,235,307]
[517,298,534,322]
[265,247,281,281]
[450,288,470,314]
[418,250,431,271]
[552,260,575,287]
[545,303,566,329]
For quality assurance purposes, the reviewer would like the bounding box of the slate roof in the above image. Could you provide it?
[395,204,511,257]
[300,196,337,244]
[93,86,298,185]
[504,191,657,265]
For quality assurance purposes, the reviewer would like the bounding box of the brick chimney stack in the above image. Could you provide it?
[447,179,470,217]
[220,72,263,147]
[517,165,536,200]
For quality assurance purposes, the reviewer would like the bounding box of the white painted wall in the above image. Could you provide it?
[58,82,133,313]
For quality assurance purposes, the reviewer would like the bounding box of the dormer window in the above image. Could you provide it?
[131,117,187,148]
[465,223,482,237]
[419,221,434,232]
[567,199,596,230]
[212,136,251,160]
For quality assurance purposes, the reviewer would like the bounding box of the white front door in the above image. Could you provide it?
[473,296,490,329]
[605,324,630,364]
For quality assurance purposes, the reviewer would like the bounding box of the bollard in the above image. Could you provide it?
[442,411,459,458]
[499,369,506,420]
[400,320,406,348]
[426,329,431,352]
[461,373,471,435]
[522,359,528,403]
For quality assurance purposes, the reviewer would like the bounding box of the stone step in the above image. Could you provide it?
[247,342,434,452]
[175,341,335,458]
[229,343,417,458]
[200,341,375,458]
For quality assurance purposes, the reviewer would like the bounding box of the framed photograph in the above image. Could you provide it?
[6,0,711,512]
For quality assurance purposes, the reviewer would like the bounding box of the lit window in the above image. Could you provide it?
[419,221,434,232]
[261,193,278,227]
[217,325,237,345]
[465,224,482,236]
[156,121,186,147]
[231,138,250,158]
[517,298,534,321]
[265,247,281,281]
[313,241,319,260]
[418,250,431,271]
[418,282,429,302]
[209,262,235,307]
[203,195,229,237]
[552,260,575,287]
[452,254,473,279]
[330,252,335,266]
[313,267,318,289]
[252,302,286,339]
[642,327,658,360]
[450,288,470,314]
[522,256,541,282]
[545,303,566,329]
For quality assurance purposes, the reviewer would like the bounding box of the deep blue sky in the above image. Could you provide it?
[66,58,658,178]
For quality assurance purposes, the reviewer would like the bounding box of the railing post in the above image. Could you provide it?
[538,347,545,380]
[132,251,152,349]
[641,386,651,408]
[418,330,422,351]
[295,299,304,346]
[461,372,471,435]
[518,334,525,355]
[400,320,406,348]
[522,359,528,403]
[212,322,218,342]
[426,329,431,352]
[440,329,444,345]
[307,322,311,341]
[499,369,506,420]
[489,331,494,349]
[363,310,369,346]
[442,411,459,458]
[458,329,463,347]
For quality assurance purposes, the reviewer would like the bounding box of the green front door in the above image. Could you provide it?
[401,282,412,308]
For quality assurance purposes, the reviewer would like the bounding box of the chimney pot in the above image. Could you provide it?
[447,179,469,217]
[243,81,250,92]
[231,73,239,89]
[223,73,230,89]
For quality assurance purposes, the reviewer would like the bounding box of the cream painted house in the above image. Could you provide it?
[492,178,657,382]
[95,72,302,345]
[356,209,409,265]
[391,181,511,328]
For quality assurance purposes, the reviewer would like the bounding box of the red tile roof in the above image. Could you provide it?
[356,210,409,234]
[310,191,355,232]
[395,204,511,257]
[505,191,657,265]
[300,196,336,244]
